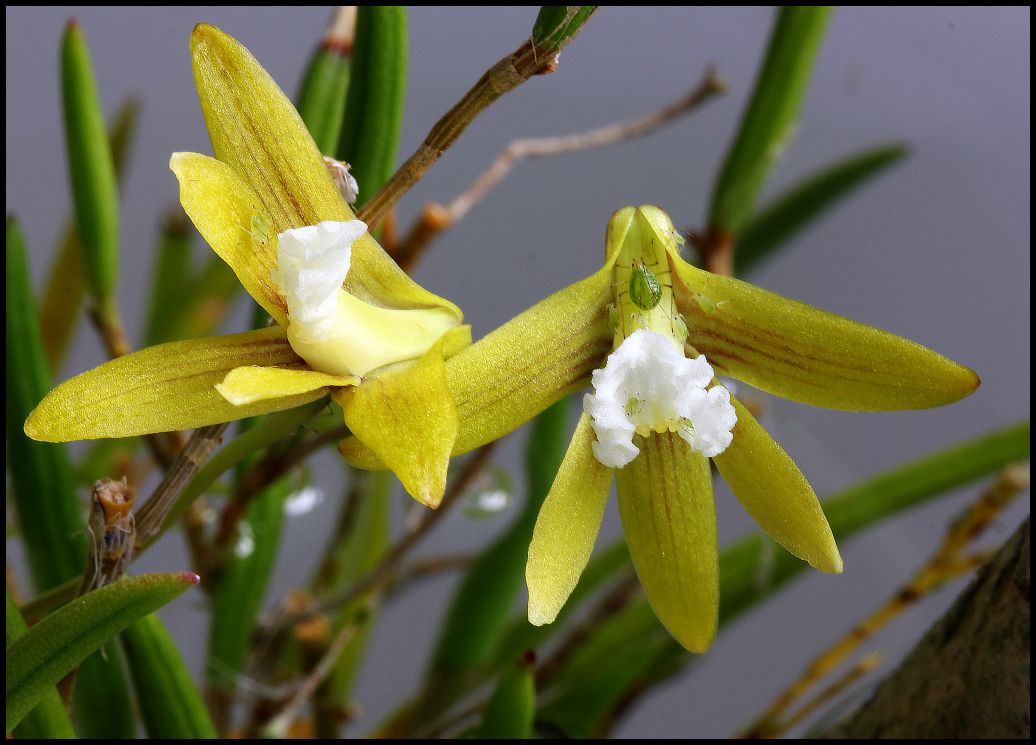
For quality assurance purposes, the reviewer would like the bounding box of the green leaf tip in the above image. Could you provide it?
[61,17,121,314]
[532,6,597,52]
[5,572,199,733]
[709,6,832,234]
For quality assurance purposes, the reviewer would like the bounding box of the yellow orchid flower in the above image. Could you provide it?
[342,205,978,652]
[24,25,469,507]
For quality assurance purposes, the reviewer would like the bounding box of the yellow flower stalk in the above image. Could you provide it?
[25,25,468,507]
[343,205,979,652]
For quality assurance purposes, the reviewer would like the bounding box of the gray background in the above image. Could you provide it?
[6,6,1030,738]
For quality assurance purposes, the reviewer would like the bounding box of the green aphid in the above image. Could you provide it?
[629,260,662,310]
[250,213,272,245]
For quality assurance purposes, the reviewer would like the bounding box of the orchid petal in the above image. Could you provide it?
[340,267,613,468]
[25,328,321,441]
[615,432,718,653]
[714,395,842,573]
[337,326,469,507]
[170,151,287,326]
[216,365,358,406]
[189,24,461,320]
[526,415,613,626]
[670,257,979,411]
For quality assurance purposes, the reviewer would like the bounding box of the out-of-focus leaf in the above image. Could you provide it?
[410,398,570,729]
[298,7,355,155]
[736,143,908,275]
[6,217,86,591]
[6,572,199,733]
[6,590,76,739]
[40,98,139,373]
[60,20,120,319]
[708,7,831,234]
[162,256,241,343]
[537,600,664,738]
[122,613,217,738]
[336,6,407,204]
[537,421,1031,736]
[10,219,135,736]
[494,542,630,666]
[144,210,194,345]
[477,654,536,739]
[532,6,597,52]
[157,400,326,538]
[72,646,136,739]
[207,477,291,695]
[75,437,138,486]
[314,471,392,738]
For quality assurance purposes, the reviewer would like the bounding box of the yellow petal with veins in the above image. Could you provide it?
[339,267,614,468]
[25,328,321,441]
[170,151,287,326]
[526,414,613,626]
[670,257,979,411]
[615,432,718,653]
[216,365,358,406]
[189,24,461,320]
[714,395,842,573]
[336,326,469,507]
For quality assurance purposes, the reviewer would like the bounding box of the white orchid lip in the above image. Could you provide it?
[272,220,366,340]
[271,220,458,378]
[583,329,737,468]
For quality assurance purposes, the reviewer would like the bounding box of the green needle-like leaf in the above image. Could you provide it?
[40,98,139,373]
[477,654,537,739]
[298,8,354,155]
[532,6,598,51]
[337,6,407,204]
[709,7,831,235]
[537,421,1030,737]
[162,255,240,343]
[72,646,136,739]
[207,477,291,695]
[736,143,909,275]
[122,614,217,738]
[144,211,194,346]
[313,471,391,737]
[6,572,199,733]
[60,20,121,320]
[6,217,86,592]
[6,591,76,740]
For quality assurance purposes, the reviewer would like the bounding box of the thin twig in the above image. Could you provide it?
[358,18,596,228]
[420,698,487,740]
[87,303,131,359]
[393,68,726,272]
[262,609,367,738]
[778,653,883,735]
[535,571,639,686]
[395,553,473,584]
[214,424,350,549]
[134,423,229,553]
[311,442,496,618]
[739,464,1029,738]
[310,470,370,594]
[261,443,497,637]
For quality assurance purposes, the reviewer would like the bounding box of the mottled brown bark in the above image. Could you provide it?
[823,517,1030,739]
